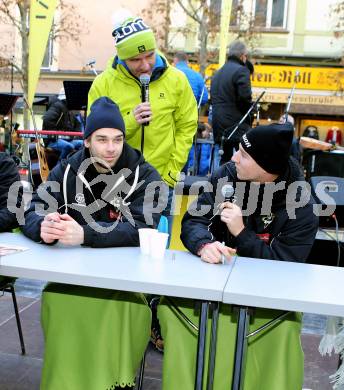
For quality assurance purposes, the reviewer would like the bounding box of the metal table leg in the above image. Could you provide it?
[195,301,209,390]
[167,298,220,390]
[231,306,250,390]
[207,302,220,390]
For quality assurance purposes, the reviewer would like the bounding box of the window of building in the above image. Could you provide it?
[230,0,240,26]
[41,35,53,69]
[253,0,288,29]
[210,0,242,27]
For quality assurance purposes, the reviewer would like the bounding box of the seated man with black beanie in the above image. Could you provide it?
[23,97,166,390]
[158,122,318,390]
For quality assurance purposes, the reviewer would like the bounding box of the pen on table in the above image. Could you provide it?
[221,241,226,264]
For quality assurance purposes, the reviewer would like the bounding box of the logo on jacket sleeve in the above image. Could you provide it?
[75,193,85,206]
[262,213,275,229]
[256,233,271,243]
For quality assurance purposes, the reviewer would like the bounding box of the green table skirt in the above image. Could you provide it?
[40,283,151,390]
[158,297,303,390]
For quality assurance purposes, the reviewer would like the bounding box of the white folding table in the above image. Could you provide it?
[223,257,344,390]
[0,232,235,390]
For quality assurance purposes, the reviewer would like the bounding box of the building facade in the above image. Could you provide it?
[0,0,343,141]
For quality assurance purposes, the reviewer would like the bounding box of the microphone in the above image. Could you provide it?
[220,184,236,257]
[139,73,150,126]
[86,60,96,66]
[221,184,235,203]
[86,60,98,76]
[139,73,150,102]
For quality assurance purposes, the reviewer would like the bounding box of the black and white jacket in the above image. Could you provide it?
[23,144,165,247]
[181,158,318,263]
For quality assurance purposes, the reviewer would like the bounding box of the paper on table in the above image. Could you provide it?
[0,244,29,256]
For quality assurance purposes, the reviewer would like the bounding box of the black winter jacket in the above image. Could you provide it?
[211,56,252,144]
[23,144,165,247]
[0,153,22,232]
[181,158,318,263]
[42,99,74,131]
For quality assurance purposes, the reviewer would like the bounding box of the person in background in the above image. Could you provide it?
[42,88,84,159]
[279,113,302,163]
[0,153,22,232]
[23,97,164,390]
[158,122,318,390]
[211,40,253,165]
[183,122,213,176]
[173,51,208,108]
[173,51,211,176]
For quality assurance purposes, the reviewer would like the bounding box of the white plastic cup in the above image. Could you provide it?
[138,228,157,255]
[150,232,169,259]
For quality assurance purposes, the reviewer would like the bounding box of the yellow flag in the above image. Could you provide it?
[219,0,233,67]
[28,0,58,107]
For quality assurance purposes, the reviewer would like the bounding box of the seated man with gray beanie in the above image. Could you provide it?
[23,97,166,390]
[158,122,318,389]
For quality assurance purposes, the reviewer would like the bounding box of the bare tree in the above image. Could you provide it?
[141,0,172,52]
[0,0,87,129]
[330,0,344,64]
[171,0,261,75]
[172,0,213,75]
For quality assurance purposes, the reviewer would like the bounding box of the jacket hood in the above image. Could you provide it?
[227,55,246,67]
[223,157,308,213]
[110,51,168,82]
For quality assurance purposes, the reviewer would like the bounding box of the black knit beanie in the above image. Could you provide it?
[84,97,125,139]
[240,122,294,174]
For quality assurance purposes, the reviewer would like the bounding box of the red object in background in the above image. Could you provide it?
[325,127,343,145]
[17,130,83,137]
[18,168,28,176]
[0,143,5,152]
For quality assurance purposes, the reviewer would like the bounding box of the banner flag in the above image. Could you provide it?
[28,0,58,107]
[219,0,233,67]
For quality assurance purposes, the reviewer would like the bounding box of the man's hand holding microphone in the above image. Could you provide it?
[133,73,152,125]
[198,184,243,264]
[133,102,152,125]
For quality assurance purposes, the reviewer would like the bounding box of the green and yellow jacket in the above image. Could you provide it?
[88,54,198,187]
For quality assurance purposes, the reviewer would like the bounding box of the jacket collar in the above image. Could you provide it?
[112,52,168,82]
[225,157,306,212]
[227,55,246,67]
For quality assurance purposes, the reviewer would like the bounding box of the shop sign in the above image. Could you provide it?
[252,91,344,106]
[190,63,344,93]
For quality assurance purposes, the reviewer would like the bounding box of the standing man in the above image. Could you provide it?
[23,97,164,390]
[158,122,318,389]
[173,51,208,107]
[88,15,198,218]
[211,40,253,165]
